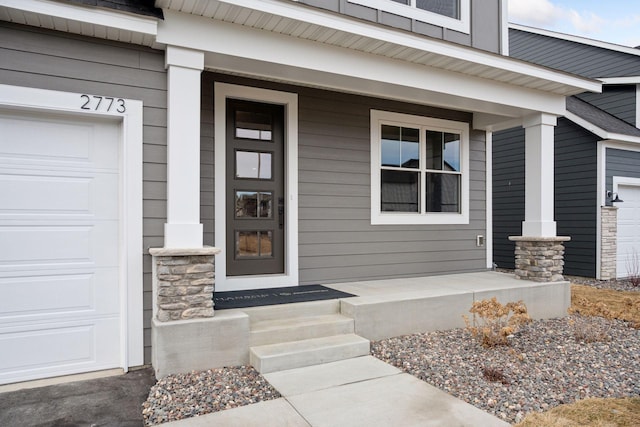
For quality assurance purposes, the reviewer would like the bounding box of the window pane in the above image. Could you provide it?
[236,151,272,179]
[381,125,401,167]
[381,170,419,212]
[425,130,443,170]
[259,192,272,218]
[235,110,272,141]
[390,0,409,4]
[426,173,460,213]
[381,125,419,168]
[235,191,257,218]
[443,133,460,171]
[416,0,459,19]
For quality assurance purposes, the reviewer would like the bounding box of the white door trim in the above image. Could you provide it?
[214,82,299,291]
[0,84,144,369]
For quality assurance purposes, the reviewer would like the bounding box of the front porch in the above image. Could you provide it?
[152,271,570,378]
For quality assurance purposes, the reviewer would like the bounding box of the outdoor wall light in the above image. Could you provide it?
[606,191,624,203]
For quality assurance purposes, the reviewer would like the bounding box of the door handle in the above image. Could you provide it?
[278,197,284,229]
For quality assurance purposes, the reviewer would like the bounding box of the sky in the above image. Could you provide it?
[508,0,640,48]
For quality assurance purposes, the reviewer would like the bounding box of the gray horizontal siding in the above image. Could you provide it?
[510,29,640,78]
[0,22,167,365]
[492,119,598,277]
[296,0,501,53]
[606,148,640,190]
[577,86,637,126]
[207,73,487,285]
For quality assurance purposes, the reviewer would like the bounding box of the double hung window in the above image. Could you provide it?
[371,110,469,225]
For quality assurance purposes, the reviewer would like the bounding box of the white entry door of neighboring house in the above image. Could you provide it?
[0,110,122,385]
[616,183,640,279]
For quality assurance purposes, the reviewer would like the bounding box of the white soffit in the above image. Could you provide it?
[0,0,158,46]
[157,0,599,97]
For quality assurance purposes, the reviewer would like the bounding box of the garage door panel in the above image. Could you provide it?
[0,270,119,321]
[617,184,640,278]
[0,222,119,269]
[0,114,119,170]
[0,318,120,384]
[0,109,122,384]
[0,170,119,220]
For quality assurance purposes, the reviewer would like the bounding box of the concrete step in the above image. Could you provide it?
[243,300,341,325]
[250,334,370,374]
[250,314,355,347]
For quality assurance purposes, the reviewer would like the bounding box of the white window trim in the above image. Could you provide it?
[0,83,144,370]
[370,109,469,225]
[214,83,299,292]
[347,0,470,34]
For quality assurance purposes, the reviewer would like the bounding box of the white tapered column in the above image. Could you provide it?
[521,113,558,237]
[164,46,204,248]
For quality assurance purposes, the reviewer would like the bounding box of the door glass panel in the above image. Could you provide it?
[235,110,272,141]
[259,192,272,218]
[236,151,272,179]
[380,170,419,212]
[235,230,273,258]
[235,191,258,218]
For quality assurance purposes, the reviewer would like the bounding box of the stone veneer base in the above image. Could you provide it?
[508,236,571,282]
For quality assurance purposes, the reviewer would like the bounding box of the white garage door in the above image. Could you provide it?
[0,110,121,385]
[617,184,640,279]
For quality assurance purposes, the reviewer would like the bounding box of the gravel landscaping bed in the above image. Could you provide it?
[141,275,639,426]
[142,366,280,426]
[371,316,640,424]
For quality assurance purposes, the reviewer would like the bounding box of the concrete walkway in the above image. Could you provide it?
[162,356,509,427]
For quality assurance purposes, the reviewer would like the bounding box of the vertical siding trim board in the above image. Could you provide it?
[213,82,299,292]
[486,130,493,268]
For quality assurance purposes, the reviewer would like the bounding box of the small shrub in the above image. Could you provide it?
[482,366,510,385]
[568,314,611,343]
[626,250,640,287]
[463,297,531,347]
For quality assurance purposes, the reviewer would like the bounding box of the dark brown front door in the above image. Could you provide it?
[226,99,285,276]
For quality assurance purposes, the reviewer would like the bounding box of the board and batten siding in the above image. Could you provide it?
[295,0,503,54]
[0,22,167,364]
[577,86,637,127]
[492,119,598,277]
[205,73,487,284]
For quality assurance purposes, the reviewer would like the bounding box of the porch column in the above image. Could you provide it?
[509,113,570,282]
[522,113,557,237]
[164,46,204,248]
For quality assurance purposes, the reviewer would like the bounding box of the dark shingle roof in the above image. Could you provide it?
[567,96,640,137]
[58,0,163,19]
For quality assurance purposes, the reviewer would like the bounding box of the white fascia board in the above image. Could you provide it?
[510,23,640,57]
[163,0,599,94]
[566,111,640,144]
[0,0,157,35]
[158,10,567,116]
[599,77,640,85]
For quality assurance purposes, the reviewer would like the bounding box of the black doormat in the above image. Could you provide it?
[214,285,356,310]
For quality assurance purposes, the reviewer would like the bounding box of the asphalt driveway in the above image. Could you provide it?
[0,367,155,427]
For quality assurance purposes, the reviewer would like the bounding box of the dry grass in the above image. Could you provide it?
[514,397,640,427]
[571,285,640,328]
[513,286,640,426]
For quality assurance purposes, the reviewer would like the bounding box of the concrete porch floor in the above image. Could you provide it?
[325,271,570,341]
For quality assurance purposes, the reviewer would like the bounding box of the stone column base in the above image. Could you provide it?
[508,236,571,282]
[149,247,221,322]
[600,206,618,280]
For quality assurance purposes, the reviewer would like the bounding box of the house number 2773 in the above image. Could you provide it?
[80,94,126,113]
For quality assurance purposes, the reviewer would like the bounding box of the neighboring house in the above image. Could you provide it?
[493,24,640,280]
[0,0,597,384]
